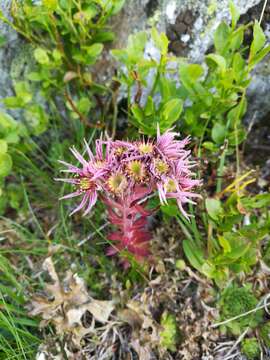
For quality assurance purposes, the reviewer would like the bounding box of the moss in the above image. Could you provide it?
[218,285,263,335]
[241,338,260,360]
[160,311,181,352]
[259,321,270,347]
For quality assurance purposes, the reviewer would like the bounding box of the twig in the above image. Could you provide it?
[259,0,268,25]
[223,328,249,359]
[64,89,102,129]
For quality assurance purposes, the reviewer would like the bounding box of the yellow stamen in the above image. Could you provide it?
[155,159,169,175]
[79,177,94,191]
[115,147,126,156]
[165,179,177,193]
[127,160,145,181]
[108,173,127,194]
[138,142,153,154]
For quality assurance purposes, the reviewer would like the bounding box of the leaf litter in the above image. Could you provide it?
[28,223,237,360]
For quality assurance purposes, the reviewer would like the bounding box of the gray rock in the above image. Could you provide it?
[0,1,19,103]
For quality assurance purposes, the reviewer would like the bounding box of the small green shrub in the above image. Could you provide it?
[112,4,270,148]
[0,0,125,127]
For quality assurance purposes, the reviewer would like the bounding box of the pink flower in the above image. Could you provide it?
[56,146,101,216]
[156,126,190,161]
[57,129,201,262]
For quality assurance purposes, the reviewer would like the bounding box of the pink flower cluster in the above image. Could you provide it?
[57,129,201,262]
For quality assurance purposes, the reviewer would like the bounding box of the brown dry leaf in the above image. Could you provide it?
[118,308,143,329]
[29,257,115,347]
[130,339,153,360]
[63,71,78,83]
[85,299,115,323]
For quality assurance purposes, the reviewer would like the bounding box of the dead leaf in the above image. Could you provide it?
[85,299,115,323]
[63,71,78,83]
[29,257,115,348]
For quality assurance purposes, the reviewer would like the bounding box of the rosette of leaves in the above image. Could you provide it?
[218,284,263,335]
[160,312,181,352]
[241,338,260,360]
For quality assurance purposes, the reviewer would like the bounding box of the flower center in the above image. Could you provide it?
[165,179,177,193]
[115,147,126,156]
[108,173,128,194]
[127,160,145,181]
[138,142,153,154]
[79,177,94,192]
[154,159,169,175]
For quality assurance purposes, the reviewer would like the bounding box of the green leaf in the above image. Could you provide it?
[43,0,58,10]
[52,49,62,61]
[214,22,231,54]
[77,97,91,114]
[2,97,23,108]
[131,104,144,123]
[151,28,169,55]
[94,31,115,43]
[159,77,173,101]
[0,140,7,155]
[241,194,270,209]
[249,44,270,68]
[14,82,32,103]
[161,98,183,129]
[179,63,204,84]
[227,99,247,127]
[227,127,246,146]
[183,240,204,271]
[0,153,12,177]
[205,198,223,221]
[110,49,128,63]
[84,43,104,58]
[211,122,226,144]
[230,27,244,51]
[145,96,154,116]
[161,199,179,217]
[111,0,126,15]
[202,141,217,151]
[229,1,240,29]
[218,235,231,253]
[206,54,226,72]
[127,31,148,53]
[250,20,266,59]
[0,112,17,131]
[27,72,43,81]
[5,131,20,144]
[232,52,246,82]
[34,48,50,65]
